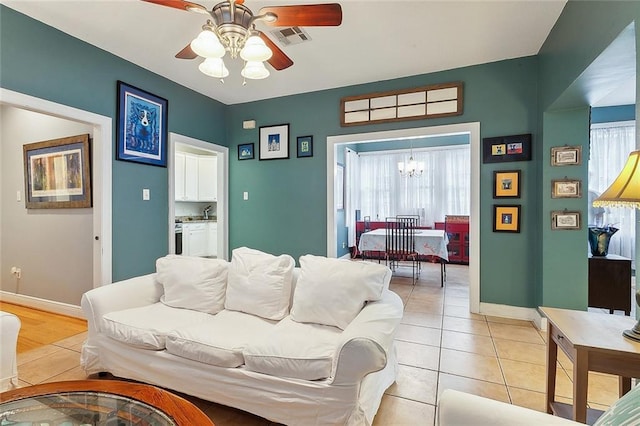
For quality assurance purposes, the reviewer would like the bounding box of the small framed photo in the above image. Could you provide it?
[493,205,521,233]
[551,210,581,230]
[482,134,532,163]
[551,179,582,198]
[493,170,521,198]
[551,146,582,166]
[116,81,168,167]
[259,123,289,160]
[297,135,313,158]
[23,134,92,209]
[238,143,254,160]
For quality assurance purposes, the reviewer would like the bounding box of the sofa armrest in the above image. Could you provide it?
[437,389,579,426]
[81,273,162,335]
[330,290,403,385]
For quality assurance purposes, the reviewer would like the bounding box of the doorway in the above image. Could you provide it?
[326,122,481,313]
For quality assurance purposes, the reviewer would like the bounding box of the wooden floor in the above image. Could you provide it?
[0,302,87,353]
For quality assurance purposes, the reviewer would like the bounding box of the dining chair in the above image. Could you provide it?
[385,217,420,284]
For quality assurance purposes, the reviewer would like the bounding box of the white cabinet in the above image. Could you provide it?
[175,152,217,202]
[183,223,207,257]
[198,156,217,201]
[207,222,218,257]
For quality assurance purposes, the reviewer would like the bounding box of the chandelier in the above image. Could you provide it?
[189,2,277,81]
[398,146,424,178]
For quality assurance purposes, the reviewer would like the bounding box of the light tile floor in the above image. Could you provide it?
[11,263,626,425]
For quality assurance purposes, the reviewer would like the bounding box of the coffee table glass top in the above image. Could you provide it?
[0,391,176,426]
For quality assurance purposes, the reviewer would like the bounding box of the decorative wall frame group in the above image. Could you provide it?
[116,81,168,167]
[482,134,532,163]
[551,145,582,166]
[238,143,254,160]
[259,123,289,160]
[23,134,92,209]
[493,205,521,233]
[493,170,521,198]
[551,210,581,230]
[551,179,582,198]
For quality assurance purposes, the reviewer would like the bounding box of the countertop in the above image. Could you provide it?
[176,216,217,223]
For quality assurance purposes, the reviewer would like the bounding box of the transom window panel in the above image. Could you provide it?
[340,82,463,127]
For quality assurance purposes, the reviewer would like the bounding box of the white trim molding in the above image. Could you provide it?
[0,290,84,319]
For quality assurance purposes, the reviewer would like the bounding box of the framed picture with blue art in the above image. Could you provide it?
[116,81,168,167]
[297,135,313,158]
[238,143,254,160]
[259,123,289,160]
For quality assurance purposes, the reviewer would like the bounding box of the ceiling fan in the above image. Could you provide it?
[143,0,342,80]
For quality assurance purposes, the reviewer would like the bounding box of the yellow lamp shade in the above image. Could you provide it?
[593,150,640,209]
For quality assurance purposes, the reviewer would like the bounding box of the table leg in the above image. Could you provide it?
[573,349,588,424]
[619,376,631,397]
[545,326,558,414]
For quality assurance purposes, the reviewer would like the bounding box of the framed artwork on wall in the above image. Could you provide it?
[493,204,521,233]
[493,170,521,198]
[238,143,254,160]
[23,134,92,209]
[297,135,313,158]
[551,145,582,166]
[482,134,532,163]
[259,123,289,160]
[551,179,582,198]
[116,81,168,167]
[551,210,581,230]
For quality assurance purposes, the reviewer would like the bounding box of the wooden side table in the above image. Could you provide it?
[540,307,640,424]
[588,254,632,315]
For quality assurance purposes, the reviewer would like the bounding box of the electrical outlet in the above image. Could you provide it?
[342,242,347,249]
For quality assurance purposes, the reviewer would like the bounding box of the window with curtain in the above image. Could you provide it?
[588,122,636,261]
[355,145,470,226]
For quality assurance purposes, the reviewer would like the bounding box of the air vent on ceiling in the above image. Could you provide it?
[270,27,312,46]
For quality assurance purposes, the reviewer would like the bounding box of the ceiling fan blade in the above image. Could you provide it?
[259,4,342,27]
[259,32,294,70]
[175,44,198,59]
[142,0,208,14]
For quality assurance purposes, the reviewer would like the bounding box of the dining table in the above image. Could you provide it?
[358,228,449,285]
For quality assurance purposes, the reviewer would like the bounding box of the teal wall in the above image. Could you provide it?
[591,105,635,123]
[2,1,639,312]
[354,134,469,153]
[0,6,228,281]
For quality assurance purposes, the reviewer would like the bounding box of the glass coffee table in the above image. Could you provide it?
[0,380,214,426]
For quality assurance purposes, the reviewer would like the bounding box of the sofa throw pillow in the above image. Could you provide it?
[156,254,228,315]
[224,247,295,320]
[290,255,391,330]
[593,383,640,426]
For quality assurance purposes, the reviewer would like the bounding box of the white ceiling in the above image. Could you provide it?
[5,0,631,107]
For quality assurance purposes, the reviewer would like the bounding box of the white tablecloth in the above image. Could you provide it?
[358,229,449,261]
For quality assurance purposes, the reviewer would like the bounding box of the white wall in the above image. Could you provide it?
[0,106,94,305]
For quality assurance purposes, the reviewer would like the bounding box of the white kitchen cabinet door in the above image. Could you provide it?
[184,154,199,201]
[187,223,207,257]
[207,222,218,257]
[175,152,186,201]
[198,156,217,201]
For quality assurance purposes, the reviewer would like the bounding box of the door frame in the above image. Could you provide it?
[168,132,229,260]
[0,88,112,317]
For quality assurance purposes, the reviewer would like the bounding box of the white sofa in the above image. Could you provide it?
[0,311,21,391]
[81,248,403,425]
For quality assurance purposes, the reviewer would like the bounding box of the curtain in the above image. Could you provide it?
[345,148,360,247]
[588,123,636,261]
[356,145,470,226]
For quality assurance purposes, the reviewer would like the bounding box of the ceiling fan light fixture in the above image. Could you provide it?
[241,61,270,80]
[190,30,225,58]
[240,35,273,62]
[199,57,229,78]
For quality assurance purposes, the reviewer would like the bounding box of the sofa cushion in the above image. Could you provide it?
[594,383,640,426]
[166,310,277,367]
[290,255,391,330]
[102,303,210,350]
[224,247,295,320]
[156,255,228,315]
[243,317,342,380]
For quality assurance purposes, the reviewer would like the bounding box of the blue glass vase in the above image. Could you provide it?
[588,226,618,256]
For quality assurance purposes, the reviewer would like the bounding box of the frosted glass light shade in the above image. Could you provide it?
[241,61,270,80]
[199,58,229,78]
[593,150,640,209]
[191,30,225,58]
[240,35,272,62]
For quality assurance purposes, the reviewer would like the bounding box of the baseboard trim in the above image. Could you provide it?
[0,291,84,319]
[479,302,545,331]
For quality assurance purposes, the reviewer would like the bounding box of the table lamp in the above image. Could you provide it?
[593,150,640,342]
